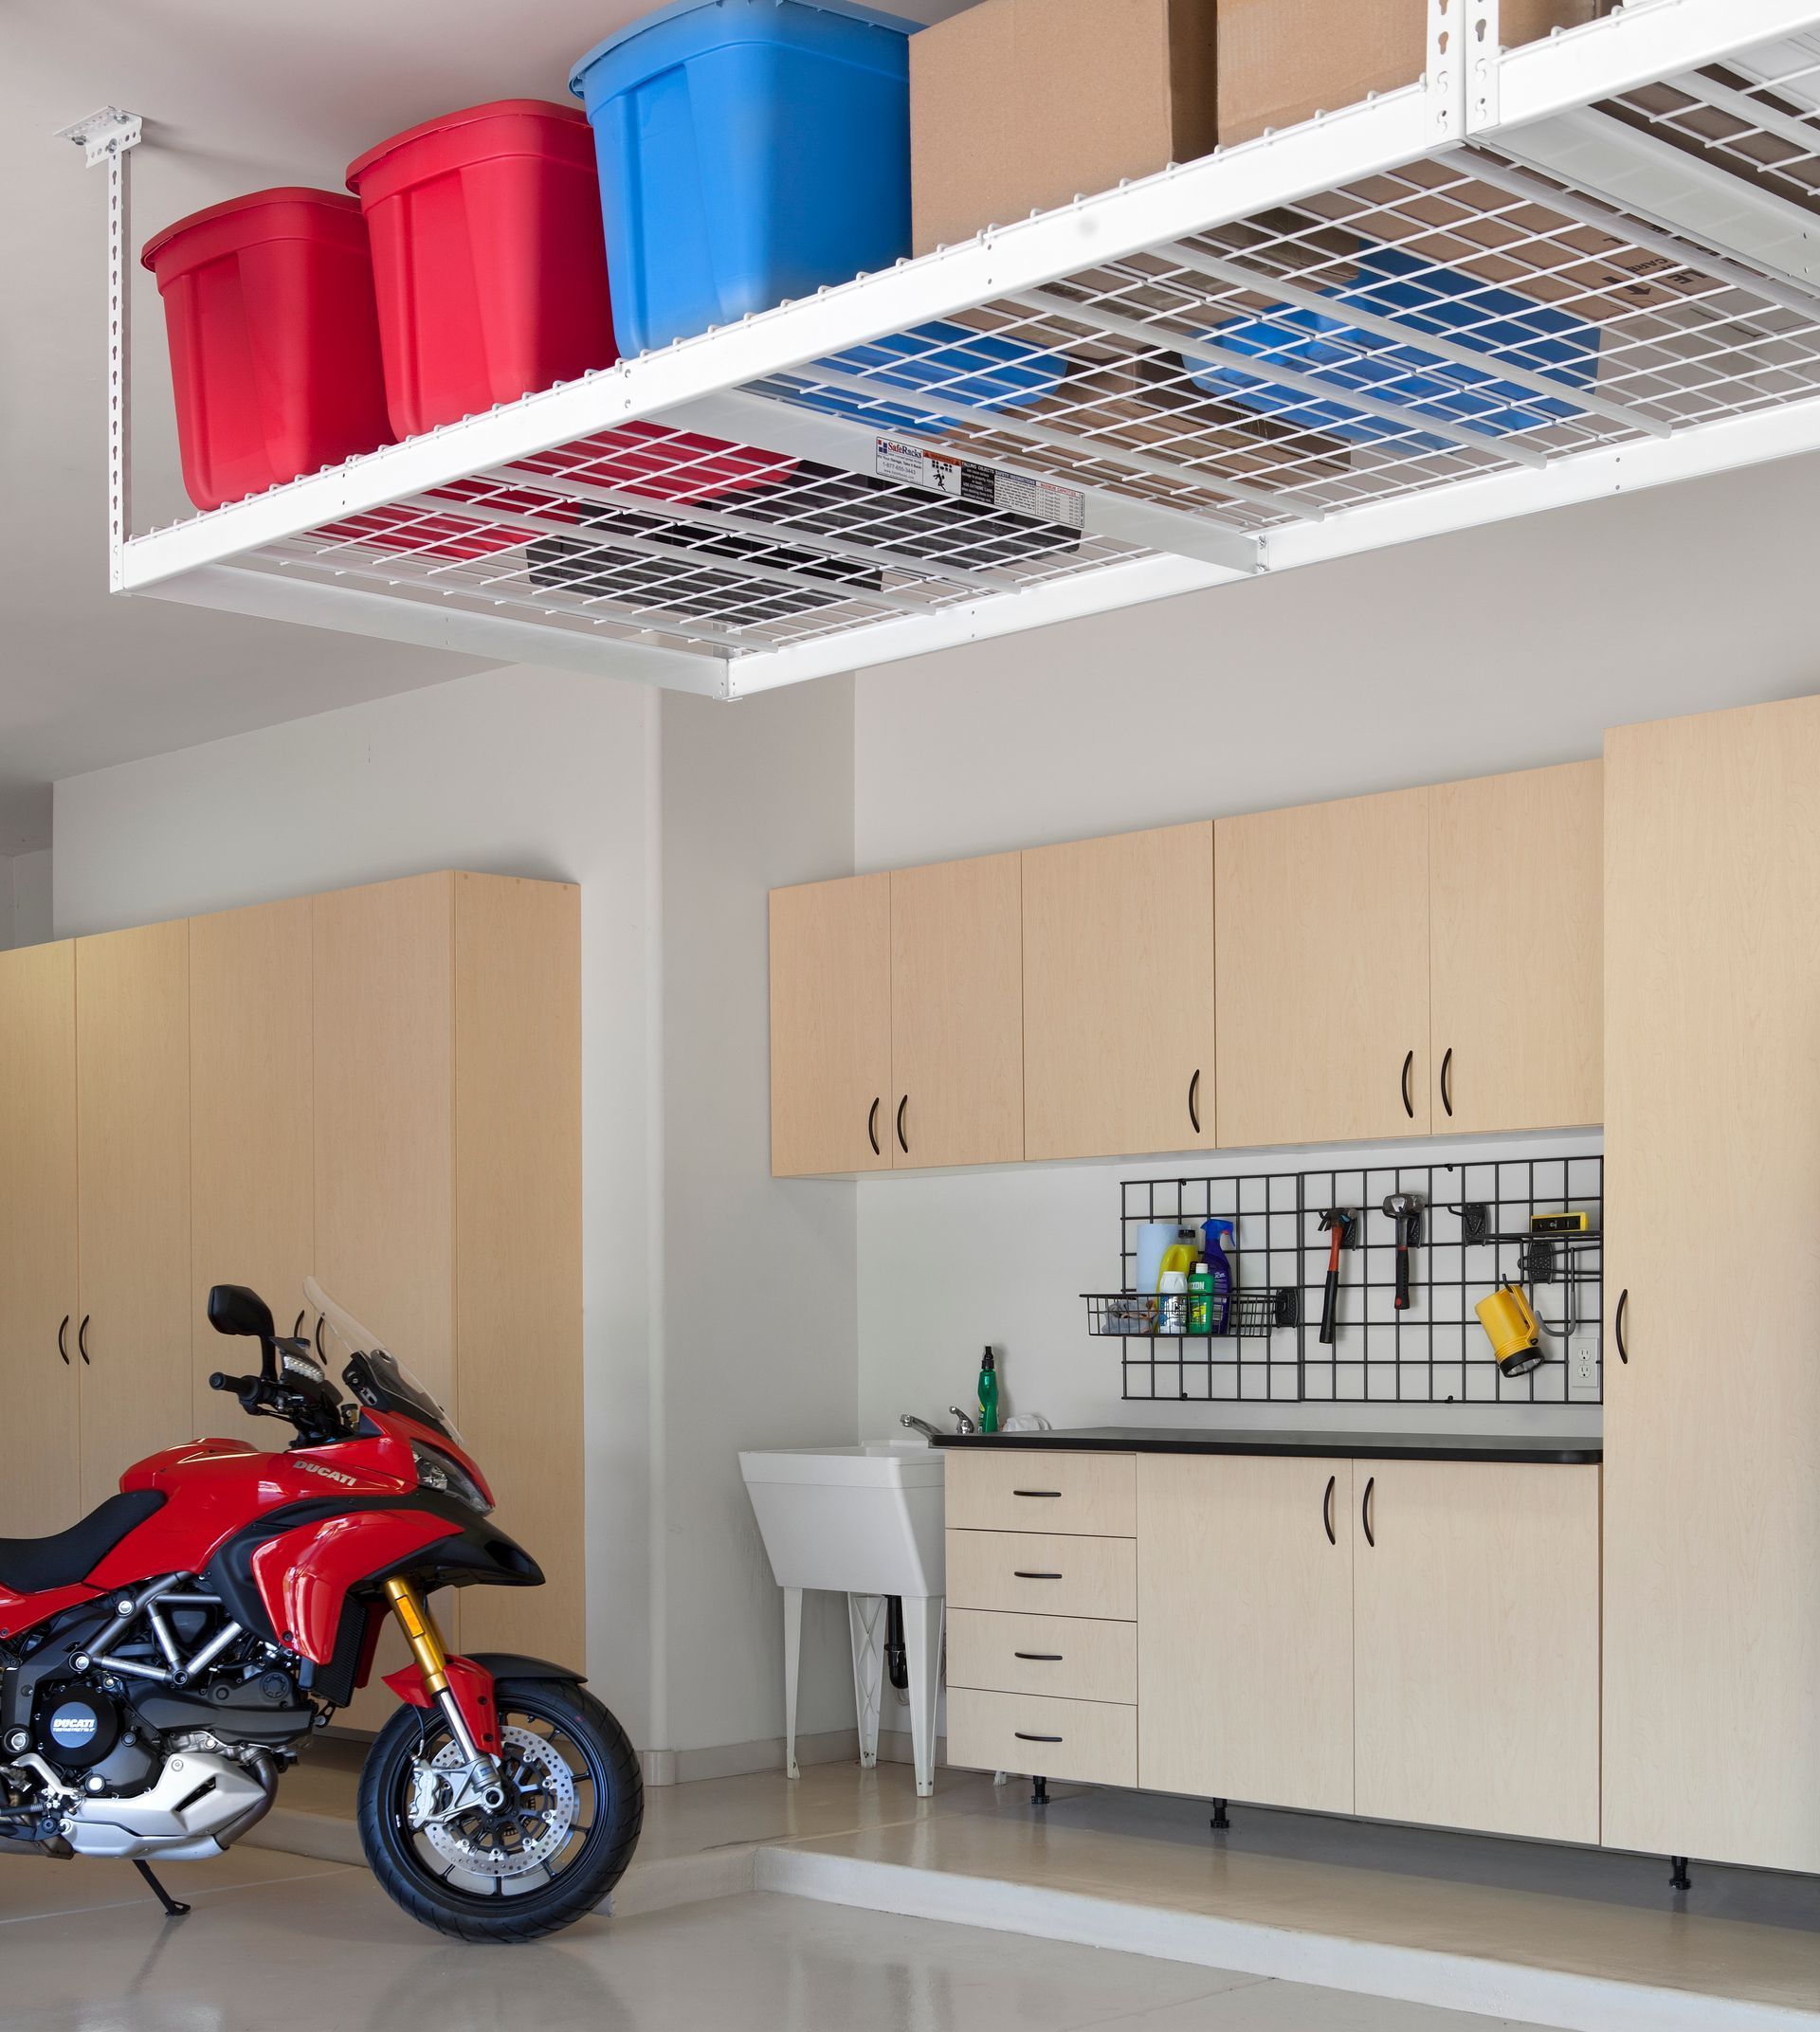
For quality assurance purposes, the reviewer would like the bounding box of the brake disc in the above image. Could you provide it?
[414,1725,577,1878]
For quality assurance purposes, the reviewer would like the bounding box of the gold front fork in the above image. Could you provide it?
[383,1576,451,1699]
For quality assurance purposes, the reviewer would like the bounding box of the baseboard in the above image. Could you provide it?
[753,1847,1819,2032]
[641,1727,858,1789]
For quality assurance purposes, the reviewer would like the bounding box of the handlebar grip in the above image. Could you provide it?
[209,1370,258,1395]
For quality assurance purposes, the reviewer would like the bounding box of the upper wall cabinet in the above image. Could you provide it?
[770,874,893,1176]
[891,854,1024,1170]
[1217,789,1430,1149]
[1023,825,1216,1163]
[1429,762,1601,1134]
[770,859,1025,1175]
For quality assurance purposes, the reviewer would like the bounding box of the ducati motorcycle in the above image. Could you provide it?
[0,1278,641,1941]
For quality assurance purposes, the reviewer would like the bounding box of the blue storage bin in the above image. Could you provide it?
[1183,244,1601,453]
[791,318,1071,435]
[570,0,918,356]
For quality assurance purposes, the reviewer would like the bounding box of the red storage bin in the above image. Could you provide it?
[141,188,393,512]
[347,100,618,439]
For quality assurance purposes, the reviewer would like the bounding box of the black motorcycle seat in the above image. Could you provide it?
[0,1490,166,1596]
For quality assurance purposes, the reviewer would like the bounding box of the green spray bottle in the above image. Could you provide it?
[976,1347,1000,1434]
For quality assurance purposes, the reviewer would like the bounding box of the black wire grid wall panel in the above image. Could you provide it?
[1098,1154,1603,1406]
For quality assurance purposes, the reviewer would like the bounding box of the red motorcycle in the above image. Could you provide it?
[0,1279,641,1941]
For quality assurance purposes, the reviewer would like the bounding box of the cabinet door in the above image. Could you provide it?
[76,922,192,1510]
[1022,825,1215,1161]
[1603,701,1820,1874]
[890,854,1023,1169]
[1430,762,1601,1133]
[190,898,315,1439]
[1138,1455,1354,1813]
[1217,789,1429,1148]
[452,874,584,1665]
[769,874,891,1176]
[0,943,81,1535]
[1354,1460,1599,1844]
[315,875,457,1724]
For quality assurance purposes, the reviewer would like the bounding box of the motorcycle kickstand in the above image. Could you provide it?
[134,1860,191,1918]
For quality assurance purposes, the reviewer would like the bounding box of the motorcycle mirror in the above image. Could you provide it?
[208,1283,277,1345]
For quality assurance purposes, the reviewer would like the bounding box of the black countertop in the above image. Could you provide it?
[931,1426,1602,1465]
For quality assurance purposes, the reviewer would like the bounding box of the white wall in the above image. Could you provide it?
[657,684,859,1753]
[0,849,52,950]
[851,460,1820,1440]
[52,660,860,1759]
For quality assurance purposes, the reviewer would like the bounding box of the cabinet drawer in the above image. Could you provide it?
[945,1529,1137,1621]
[946,1688,1137,1787]
[945,1448,1135,1536]
[948,1608,1137,1703]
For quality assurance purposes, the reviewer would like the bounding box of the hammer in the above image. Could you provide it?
[1317,1209,1356,1346]
[1381,1190,1422,1311]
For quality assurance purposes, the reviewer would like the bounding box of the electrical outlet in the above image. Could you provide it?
[1567,1334,1601,1401]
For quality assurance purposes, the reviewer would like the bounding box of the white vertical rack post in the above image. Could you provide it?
[56,106,143,593]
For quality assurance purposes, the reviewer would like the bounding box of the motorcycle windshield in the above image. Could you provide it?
[301,1274,464,1445]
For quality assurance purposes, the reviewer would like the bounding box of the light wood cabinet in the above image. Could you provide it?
[945,1527,1137,1621]
[890,853,1023,1169]
[451,873,583,1663]
[948,1608,1138,1705]
[315,873,584,1717]
[0,942,81,1536]
[1429,762,1601,1134]
[946,1687,1138,1787]
[1217,789,1430,1149]
[769,874,891,1176]
[1602,699,1820,1875]
[1022,824,1216,1161]
[190,898,315,1440]
[1138,1455,1355,1814]
[944,1446,1135,1536]
[75,922,192,1513]
[1353,1460,1600,1844]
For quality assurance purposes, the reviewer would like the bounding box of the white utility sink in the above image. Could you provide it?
[740,1443,946,1797]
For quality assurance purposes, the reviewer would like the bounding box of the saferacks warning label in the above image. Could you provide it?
[874,439,1085,531]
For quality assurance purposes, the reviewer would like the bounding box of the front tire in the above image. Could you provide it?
[357,1677,643,1942]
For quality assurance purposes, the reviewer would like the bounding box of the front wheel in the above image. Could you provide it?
[357,1677,643,1942]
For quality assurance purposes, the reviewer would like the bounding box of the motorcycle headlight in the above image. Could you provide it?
[411,1442,492,1515]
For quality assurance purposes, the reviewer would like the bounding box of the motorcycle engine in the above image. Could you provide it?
[31,1678,156,1795]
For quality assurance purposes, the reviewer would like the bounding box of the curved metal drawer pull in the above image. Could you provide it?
[867,1097,881,1157]
[1013,1489,1062,1498]
[1013,1651,1064,1662]
[1400,1049,1414,1119]
[1189,1067,1201,1135]
[1614,1288,1629,1365]
[57,1315,70,1367]
[1013,1732,1063,1743]
[1012,1570,1062,1580]
[1322,1474,1336,1546]
[1362,1476,1375,1548]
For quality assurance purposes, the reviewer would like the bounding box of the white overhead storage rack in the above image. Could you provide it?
[85,0,1820,696]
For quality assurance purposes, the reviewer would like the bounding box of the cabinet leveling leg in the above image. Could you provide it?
[1669,1856,1691,1892]
[1210,1799,1231,1832]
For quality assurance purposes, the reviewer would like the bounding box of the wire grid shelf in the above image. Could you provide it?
[209,60,1820,675]
[1109,1154,1604,1406]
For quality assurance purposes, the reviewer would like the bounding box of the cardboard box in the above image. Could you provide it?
[912,0,1220,254]
[1219,0,1611,148]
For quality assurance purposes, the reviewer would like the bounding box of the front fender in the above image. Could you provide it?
[466,1652,587,1685]
[383,1652,500,1757]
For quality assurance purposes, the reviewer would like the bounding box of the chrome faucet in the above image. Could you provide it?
[948,1406,977,1436]
[900,1414,941,1442]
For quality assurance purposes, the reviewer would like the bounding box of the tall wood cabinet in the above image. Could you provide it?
[0,873,585,1711]
[0,942,80,1535]
[1603,699,1820,1875]
[74,924,192,1514]
[190,898,316,1441]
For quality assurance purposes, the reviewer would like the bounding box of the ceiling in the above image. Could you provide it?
[0,0,971,851]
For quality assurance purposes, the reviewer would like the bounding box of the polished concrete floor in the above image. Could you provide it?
[0,1846,1556,2032]
[9,1750,1807,2029]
